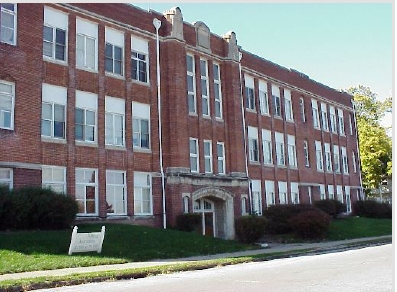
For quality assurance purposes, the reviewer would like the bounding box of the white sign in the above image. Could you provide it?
[68,226,106,255]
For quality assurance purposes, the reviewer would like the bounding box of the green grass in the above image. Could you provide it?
[327,216,392,240]
[0,223,254,274]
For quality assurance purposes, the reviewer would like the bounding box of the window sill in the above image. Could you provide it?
[43,57,68,66]
[76,66,98,74]
[215,117,224,122]
[105,145,126,151]
[246,108,257,114]
[131,79,150,87]
[41,136,67,144]
[76,141,98,148]
[133,147,152,154]
[286,119,294,123]
[105,72,125,80]
[249,161,261,165]
[274,116,283,120]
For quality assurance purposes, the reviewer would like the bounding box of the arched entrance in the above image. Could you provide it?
[192,187,234,239]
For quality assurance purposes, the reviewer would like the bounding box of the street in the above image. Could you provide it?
[38,244,393,292]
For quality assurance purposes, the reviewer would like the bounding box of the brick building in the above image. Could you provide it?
[0,3,362,239]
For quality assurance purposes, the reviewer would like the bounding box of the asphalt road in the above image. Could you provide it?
[38,244,393,292]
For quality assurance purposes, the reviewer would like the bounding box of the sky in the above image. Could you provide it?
[132,2,393,127]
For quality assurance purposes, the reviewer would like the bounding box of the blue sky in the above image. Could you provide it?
[133,2,392,104]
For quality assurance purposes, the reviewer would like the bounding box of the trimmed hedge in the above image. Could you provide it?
[235,215,267,243]
[353,200,392,219]
[289,209,331,239]
[0,186,78,230]
[314,199,346,219]
[175,213,201,232]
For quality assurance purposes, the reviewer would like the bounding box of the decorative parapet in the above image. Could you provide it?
[164,7,184,40]
[223,31,239,61]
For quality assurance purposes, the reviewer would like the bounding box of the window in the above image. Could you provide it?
[352,151,357,173]
[0,80,14,130]
[75,90,97,143]
[287,135,297,168]
[41,83,67,139]
[338,109,345,135]
[204,140,212,173]
[315,140,323,171]
[245,75,255,111]
[189,138,199,172]
[183,196,190,213]
[132,102,150,149]
[336,185,343,204]
[75,168,98,215]
[0,4,16,45]
[251,180,262,215]
[333,145,341,173]
[105,27,124,76]
[319,184,326,200]
[284,89,293,121]
[262,129,273,165]
[341,146,349,174]
[329,106,337,133]
[186,54,196,114]
[320,103,329,131]
[259,81,269,115]
[134,172,152,215]
[303,140,310,167]
[291,182,299,204]
[76,18,97,70]
[311,99,320,129]
[131,36,149,83]
[43,7,67,62]
[324,143,332,172]
[275,132,285,166]
[272,84,281,117]
[213,63,222,119]
[42,166,66,194]
[300,97,306,122]
[200,59,210,116]
[217,142,225,174]
[0,168,12,189]
[328,185,335,200]
[345,186,352,213]
[241,196,248,215]
[106,170,126,215]
[248,126,259,162]
[349,113,354,135]
[278,181,287,204]
[265,180,275,207]
[105,96,125,147]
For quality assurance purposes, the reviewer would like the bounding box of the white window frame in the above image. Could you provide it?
[0,168,13,189]
[262,129,273,165]
[319,184,326,200]
[320,102,329,131]
[349,113,354,135]
[352,151,357,173]
[241,196,249,215]
[75,168,98,216]
[200,59,210,116]
[251,180,262,215]
[287,134,297,168]
[275,132,285,166]
[0,4,17,45]
[338,108,345,136]
[265,180,275,207]
[311,99,320,129]
[333,144,341,173]
[105,96,125,147]
[131,36,149,83]
[105,27,124,77]
[278,181,288,204]
[329,106,337,133]
[189,137,199,173]
[300,97,306,122]
[42,165,66,194]
[213,62,223,119]
[132,102,150,150]
[341,146,349,174]
[259,81,269,115]
[248,126,259,163]
[272,84,281,117]
[134,172,153,215]
[75,90,97,144]
[284,89,293,122]
[315,140,324,171]
[76,18,98,71]
[186,54,196,114]
[217,142,225,174]
[245,75,255,111]
[328,184,335,200]
[303,140,310,167]
[43,7,68,63]
[41,83,67,140]
[106,170,127,215]
[0,80,15,130]
[336,185,343,204]
[324,143,332,172]
[291,182,299,204]
[204,140,213,173]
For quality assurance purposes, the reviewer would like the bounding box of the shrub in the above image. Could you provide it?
[235,215,267,243]
[289,209,331,239]
[314,199,346,219]
[263,204,315,234]
[0,186,78,230]
[353,200,392,219]
[175,213,201,232]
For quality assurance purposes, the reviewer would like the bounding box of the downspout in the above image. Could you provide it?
[153,18,166,228]
[351,99,364,201]
[238,52,252,213]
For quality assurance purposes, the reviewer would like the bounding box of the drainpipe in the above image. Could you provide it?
[153,18,166,229]
[351,99,364,201]
[238,52,252,213]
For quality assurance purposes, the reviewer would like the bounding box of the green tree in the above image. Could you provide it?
[347,86,392,192]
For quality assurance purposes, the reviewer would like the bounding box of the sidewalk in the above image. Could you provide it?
[0,235,391,282]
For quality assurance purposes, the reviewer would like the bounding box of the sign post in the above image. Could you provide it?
[68,226,106,255]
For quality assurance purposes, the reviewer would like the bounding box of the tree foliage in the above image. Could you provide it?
[347,86,392,191]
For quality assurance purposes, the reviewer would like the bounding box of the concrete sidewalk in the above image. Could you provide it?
[0,235,391,282]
